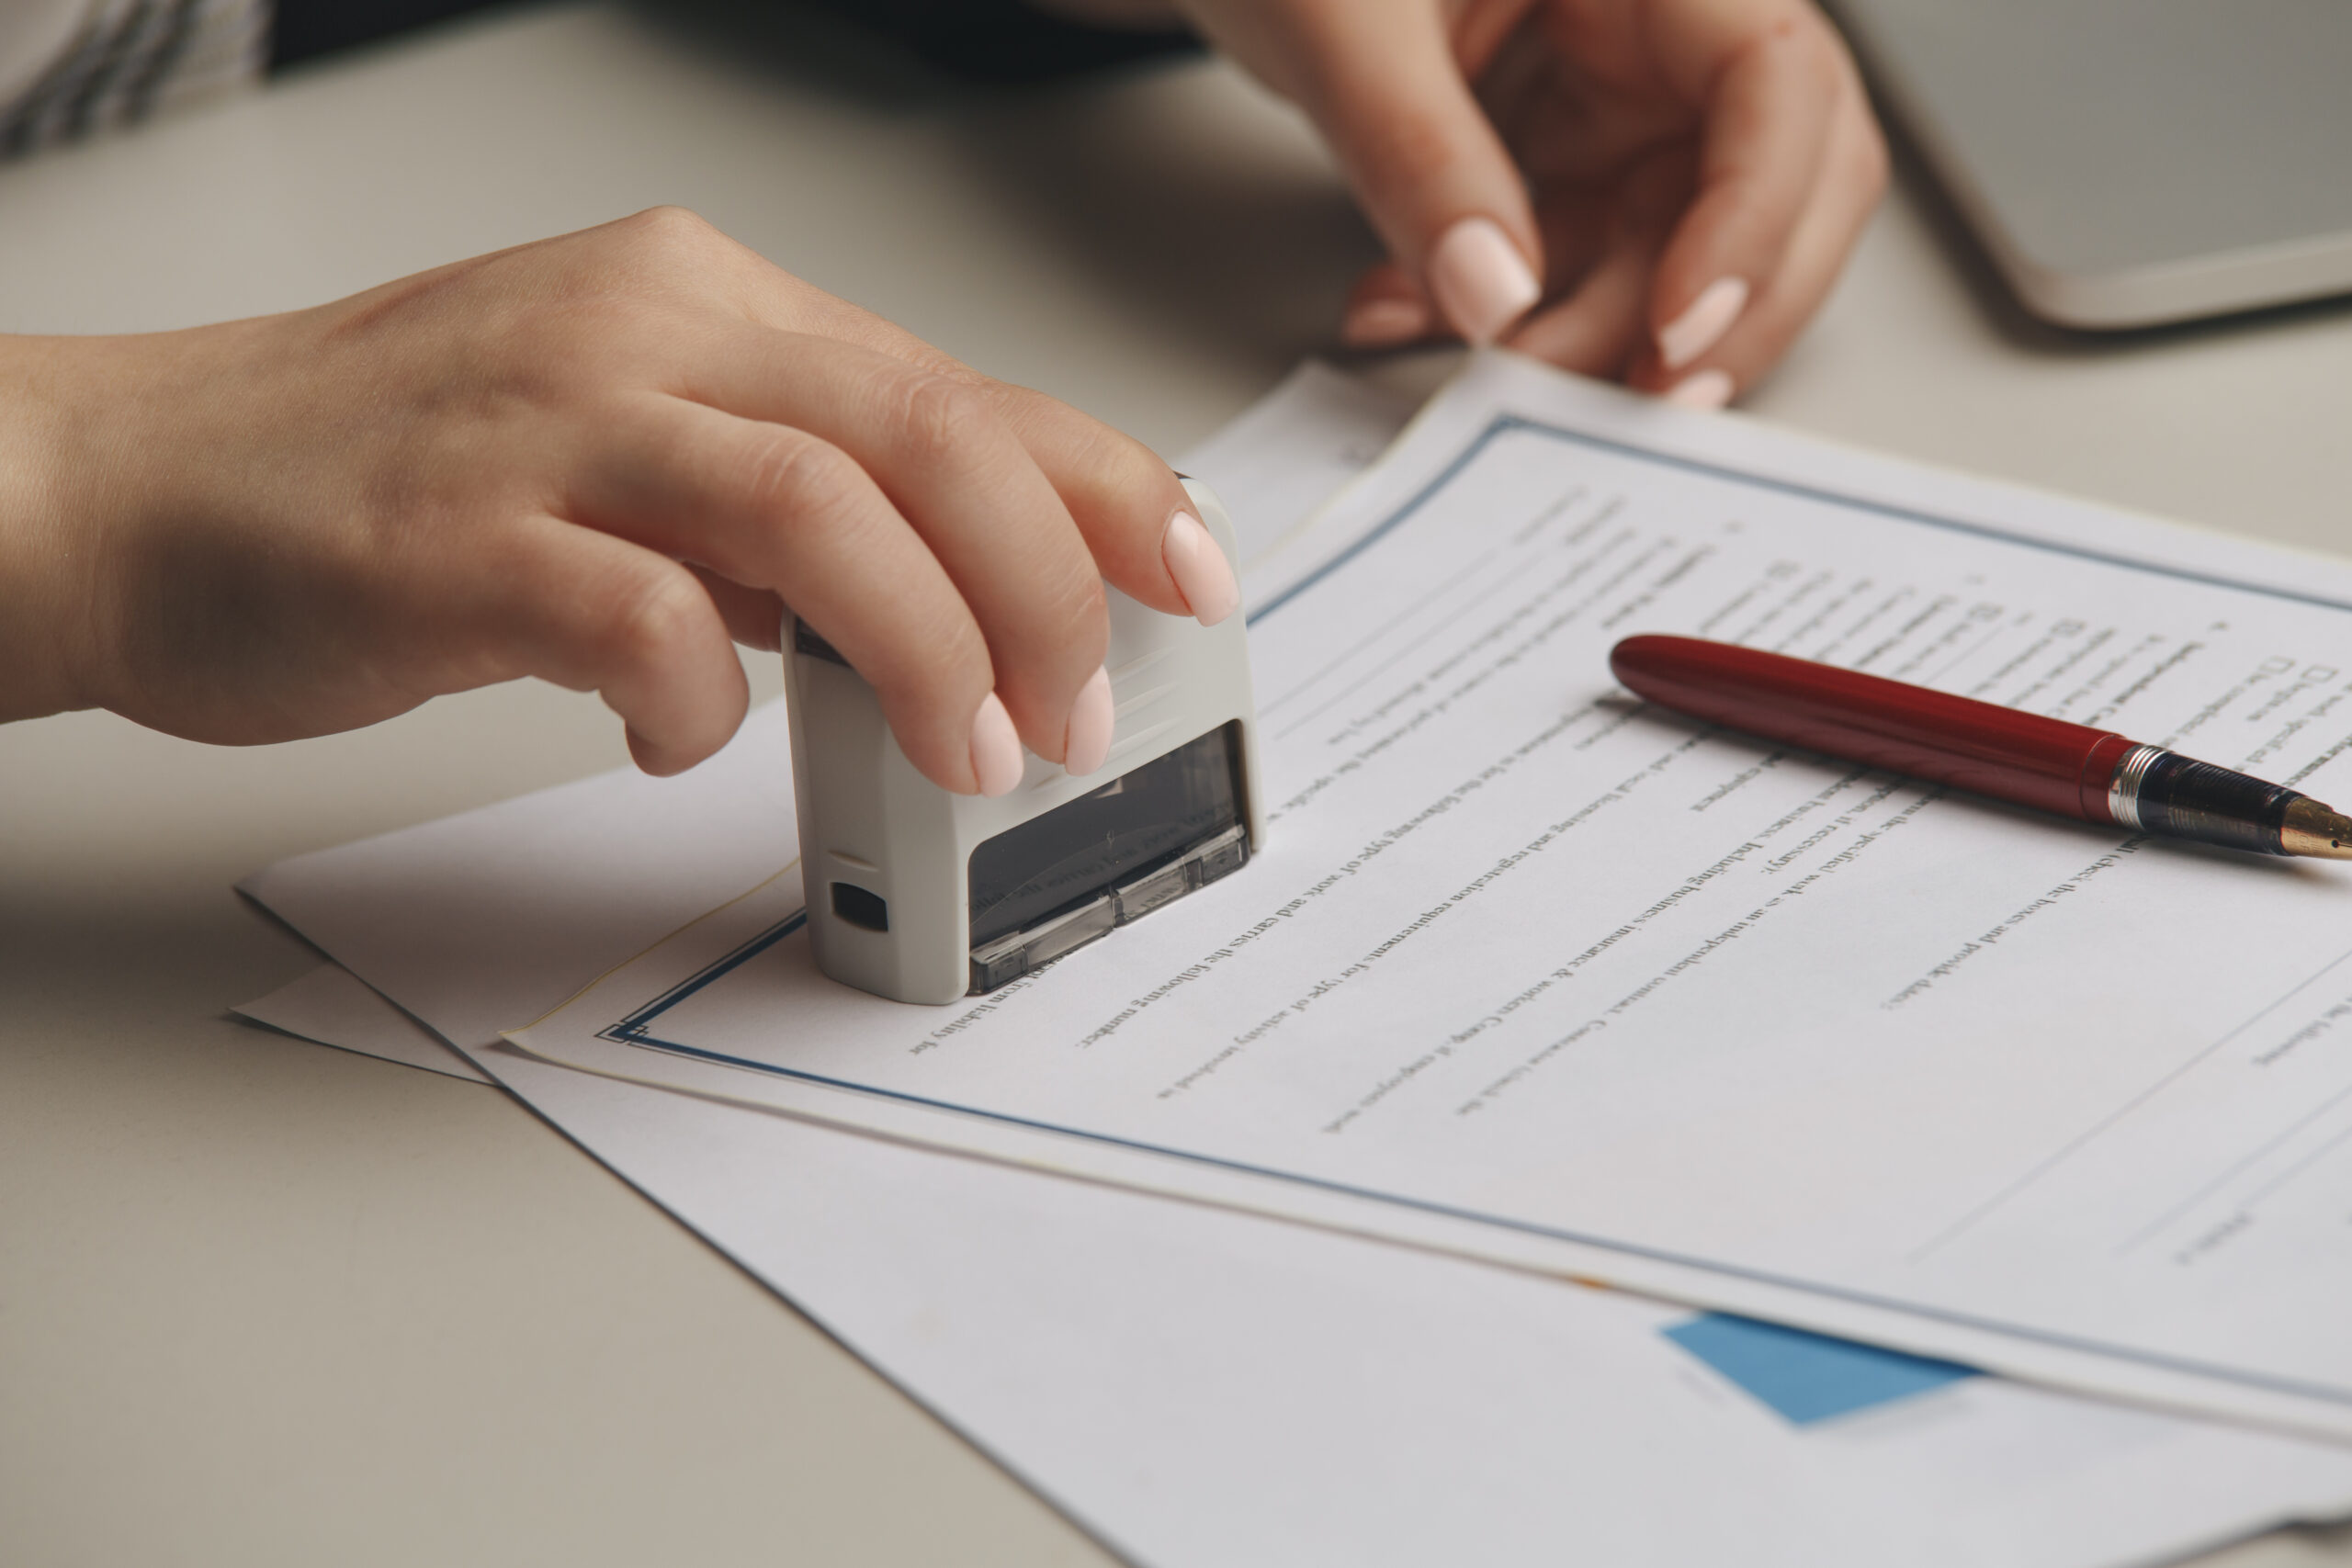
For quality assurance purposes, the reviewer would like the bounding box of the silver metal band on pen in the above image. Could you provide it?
[2105,742,2166,832]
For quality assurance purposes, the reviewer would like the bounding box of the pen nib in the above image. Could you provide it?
[2281,797,2352,860]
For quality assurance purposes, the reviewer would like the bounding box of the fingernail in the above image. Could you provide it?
[1340,295,1433,347]
[1162,510,1239,626]
[1064,667,1114,777]
[1664,368,1736,411]
[970,691,1024,796]
[1658,276,1749,371]
[1427,216,1541,346]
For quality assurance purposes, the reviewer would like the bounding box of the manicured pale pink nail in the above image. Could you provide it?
[1162,510,1239,626]
[1340,295,1433,347]
[1064,667,1114,777]
[1658,276,1749,371]
[970,692,1023,796]
[1427,217,1541,346]
[1664,368,1736,411]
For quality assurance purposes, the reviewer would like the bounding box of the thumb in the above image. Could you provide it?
[1292,3,1544,344]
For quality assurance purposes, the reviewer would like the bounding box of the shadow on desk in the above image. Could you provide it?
[959,76,1375,367]
[636,0,1379,376]
[0,878,309,1052]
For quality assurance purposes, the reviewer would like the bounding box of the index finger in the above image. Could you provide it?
[1645,2,1846,370]
[742,267,1229,629]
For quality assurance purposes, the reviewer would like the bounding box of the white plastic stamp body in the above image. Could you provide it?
[783,479,1264,1005]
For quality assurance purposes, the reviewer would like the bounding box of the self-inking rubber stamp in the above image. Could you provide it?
[783,478,1264,1005]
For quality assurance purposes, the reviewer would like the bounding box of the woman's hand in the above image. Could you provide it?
[0,209,1238,791]
[1143,0,1887,403]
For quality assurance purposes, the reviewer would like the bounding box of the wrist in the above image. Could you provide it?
[0,335,110,722]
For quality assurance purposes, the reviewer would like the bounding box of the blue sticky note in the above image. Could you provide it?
[1664,1314,1978,1426]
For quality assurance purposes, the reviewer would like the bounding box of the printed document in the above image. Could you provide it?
[506,353,2352,1437]
[242,360,2352,1565]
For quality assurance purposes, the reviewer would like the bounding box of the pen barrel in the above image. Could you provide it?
[1609,636,2133,822]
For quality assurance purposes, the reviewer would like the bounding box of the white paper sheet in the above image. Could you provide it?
[1170,357,1418,561]
[239,358,2352,1564]
[232,962,491,1081]
[232,959,2352,1568]
[505,352,2352,1440]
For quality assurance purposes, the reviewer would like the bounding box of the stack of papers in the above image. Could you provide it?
[237,356,2352,1566]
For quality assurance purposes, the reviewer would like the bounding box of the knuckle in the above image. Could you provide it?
[1066,414,1154,485]
[622,204,721,254]
[741,428,863,524]
[602,207,751,299]
[924,613,995,693]
[889,370,997,468]
[1746,7,1846,108]
[873,608,991,714]
[1037,570,1109,666]
[1358,105,1460,197]
[604,563,707,666]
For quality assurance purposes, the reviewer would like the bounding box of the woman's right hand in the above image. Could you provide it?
[0,207,1238,793]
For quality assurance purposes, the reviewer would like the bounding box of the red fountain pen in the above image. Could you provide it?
[1609,635,2352,861]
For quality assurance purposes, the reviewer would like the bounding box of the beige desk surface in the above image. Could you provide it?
[5,5,2350,1563]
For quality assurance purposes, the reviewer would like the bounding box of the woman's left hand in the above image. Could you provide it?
[1069,0,1887,405]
